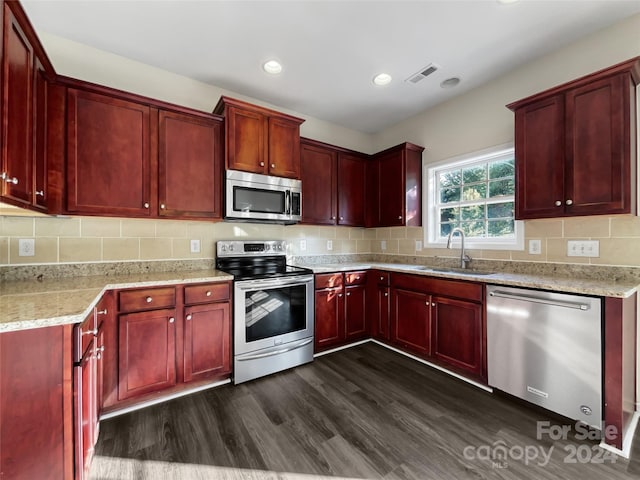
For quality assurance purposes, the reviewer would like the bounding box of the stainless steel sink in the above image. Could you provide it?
[414,266,496,276]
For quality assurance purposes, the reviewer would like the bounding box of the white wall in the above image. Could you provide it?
[38,33,375,154]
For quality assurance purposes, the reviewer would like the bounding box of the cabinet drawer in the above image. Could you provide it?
[184,282,230,305]
[118,287,176,313]
[315,273,343,289]
[345,271,367,285]
[375,271,390,286]
[392,273,482,303]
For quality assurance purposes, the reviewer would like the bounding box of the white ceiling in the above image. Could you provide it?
[22,0,640,133]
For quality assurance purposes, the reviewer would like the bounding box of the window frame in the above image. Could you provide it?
[424,143,524,251]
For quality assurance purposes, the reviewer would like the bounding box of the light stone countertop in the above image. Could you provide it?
[304,262,640,299]
[0,269,232,333]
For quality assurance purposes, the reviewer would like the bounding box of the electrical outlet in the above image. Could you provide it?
[381,240,387,251]
[190,239,201,253]
[326,240,333,251]
[18,239,35,257]
[415,240,423,251]
[300,239,307,251]
[528,239,542,255]
[567,240,600,257]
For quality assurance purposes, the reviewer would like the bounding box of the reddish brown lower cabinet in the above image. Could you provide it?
[118,308,177,401]
[344,284,367,341]
[391,287,431,356]
[0,325,74,480]
[314,285,344,351]
[75,336,97,480]
[183,302,231,383]
[431,296,483,377]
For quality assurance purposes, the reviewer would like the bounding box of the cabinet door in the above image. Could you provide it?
[314,287,344,351]
[67,88,151,216]
[118,308,177,401]
[183,302,231,383]
[300,141,337,224]
[75,339,97,480]
[158,110,222,219]
[345,284,367,341]
[1,5,33,205]
[565,73,631,215]
[268,116,301,178]
[376,285,391,340]
[337,152,365,226]
[432,296,483,378]
[391,288,430,355]
[226,105,266,174]
[377,150,404,226]
[514,95,565,219]
[32,59,47,210]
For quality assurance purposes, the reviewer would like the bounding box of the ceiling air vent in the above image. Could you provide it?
[405,63,440,84]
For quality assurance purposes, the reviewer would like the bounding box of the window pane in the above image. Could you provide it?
[460,220,485,237]
[440,187,461,203]
[439,170,461,187]
[489,159,515,179]
[463,183,487,201]
[461,204,484,221]
[487,201,514,219]
[440,223,455,237]
[488,219,515,237]
[488,178,514,198]
[463,165,486,184]
[440,207,459,223]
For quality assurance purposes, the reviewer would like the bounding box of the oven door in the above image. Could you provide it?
[234,275,314,356]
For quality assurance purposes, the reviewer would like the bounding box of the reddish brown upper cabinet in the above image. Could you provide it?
[67,88,152,216]
[300,138,367,227]
[1,2,54,211]
[214,96,304,179]
[368,142,424,227]
[509,57,640,219]
[158,110,223,219]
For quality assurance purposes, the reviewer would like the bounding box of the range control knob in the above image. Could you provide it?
[221,245,227,252]
[229,244,234,252]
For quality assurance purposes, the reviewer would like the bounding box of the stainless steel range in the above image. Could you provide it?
[216,240,315,384]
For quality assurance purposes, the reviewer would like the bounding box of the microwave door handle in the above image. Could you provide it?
[285,190,291,215]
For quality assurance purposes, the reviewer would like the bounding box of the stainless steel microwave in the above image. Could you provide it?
[225,169,302,224]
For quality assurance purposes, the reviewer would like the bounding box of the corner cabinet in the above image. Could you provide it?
[214,96,304,179]
[509,57,640,219]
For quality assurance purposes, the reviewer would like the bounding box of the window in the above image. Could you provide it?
[425,144,524,250]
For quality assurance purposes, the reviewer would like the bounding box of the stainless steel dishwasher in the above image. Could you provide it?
[486,285,602,428]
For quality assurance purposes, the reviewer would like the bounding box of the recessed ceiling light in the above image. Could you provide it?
[373,73,392,86]
[263,60,282,75]
[440,77,461,89]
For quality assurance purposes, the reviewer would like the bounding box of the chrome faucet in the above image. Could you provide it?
[447,227,472,269]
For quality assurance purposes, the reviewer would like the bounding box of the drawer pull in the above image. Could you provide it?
[380,276,384,281]
[146,296,153,303]
[346,292,351,296]
[97,309,108,315]
[83,328,98,336]
[186,314,192,321]
[169,317,175,323]
[384,292,388,297]
[206,291,212,297]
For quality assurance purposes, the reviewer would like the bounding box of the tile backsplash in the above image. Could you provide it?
[0,214,639,267]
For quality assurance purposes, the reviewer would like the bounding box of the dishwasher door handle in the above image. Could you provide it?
[489,290,590,310]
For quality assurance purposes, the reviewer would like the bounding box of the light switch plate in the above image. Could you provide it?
[528,239,541,255]
[190,239,201,253]
[300,239,307,251]
[327,240,333,251]
[18,239,35,257]
[567,240,600,257]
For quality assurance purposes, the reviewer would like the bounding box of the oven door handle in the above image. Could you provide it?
[235,275,313,290]
[236,338,313,361]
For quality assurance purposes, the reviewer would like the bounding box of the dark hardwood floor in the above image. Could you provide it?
[91,343,640,479]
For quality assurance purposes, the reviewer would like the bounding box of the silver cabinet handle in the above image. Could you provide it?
[271,163,275,168]
[206,291,212,297]
[331,216,336,220]
[555,200,562,206]
[431,302,436,306]
[346,292,351,296]
[96,345,105,360]
[489,290,589,310]
[237,338,313,361]
[83,328,98,336]
[4,176,18,184]
[380,276,384,281]
[566,199,573,206]
[384,292,388,297]
[143,202,150,208]
[259,161,265,167]
[160,204,166,209]
[355,276,360,280]
[339,216,344,220]
[186,314,192,321]
[35,190,44,196]
[169,317,175,323]
[146,296,153,303]
[338,293,343,297]
[398,216,402,220]
[97,309,108,315]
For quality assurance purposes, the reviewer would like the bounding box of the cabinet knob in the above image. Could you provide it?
[565,199,573,206]
[96,309,108,315]
[146,296,153,303]
[83,328,98,336]
[331,216,336,220]
[339,216,344,220]
[432,302,436,307]
[160,204,166,210]
[380,276,384,281]
[355,276,360,280]
[169,317,175,323]
[346,292,351,296]
[338,293,343,297]
[271,164,275,169]
[4,176,18,185]
[384,292,388,297]
[260,161,265,167]
[143,202,150,208]
[186,314,192,321]
[398,216,402,220]
[35,190,44,197]
[555,200,562,207]
[206,291,212,297]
